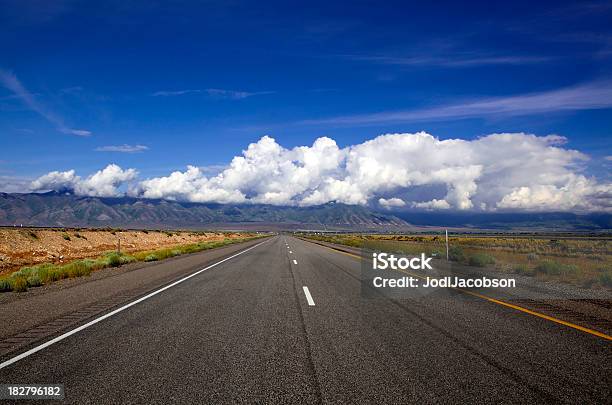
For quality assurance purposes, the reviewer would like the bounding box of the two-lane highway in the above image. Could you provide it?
[0,235,610,403]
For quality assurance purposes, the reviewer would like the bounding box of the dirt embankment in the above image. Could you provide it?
[0,228,251,275]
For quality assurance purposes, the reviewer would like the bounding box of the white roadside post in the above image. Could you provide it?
[445,229,449,261]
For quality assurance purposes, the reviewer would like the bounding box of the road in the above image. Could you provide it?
[0,235,610,403]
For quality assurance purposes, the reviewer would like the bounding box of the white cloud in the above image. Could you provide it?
[95,144,149,153]
[302,80,612,126]
[379,198,406,208]
[344,54,550,68]
[31,164,137,197]
[151,89,202,97]
[0,175,34,193]
[65,129,91,136]
[30,133,612,212]
[151,88,274,99]
[0,69,91,136]
[411,199,451,210]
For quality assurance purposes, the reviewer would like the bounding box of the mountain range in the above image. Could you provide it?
[0,192,408,230]
[0,192,609,231]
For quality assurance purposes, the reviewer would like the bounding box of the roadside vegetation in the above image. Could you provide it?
[0,235,263,293]
[300,233,611,289]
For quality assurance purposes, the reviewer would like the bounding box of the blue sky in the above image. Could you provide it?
[1,1,611,211]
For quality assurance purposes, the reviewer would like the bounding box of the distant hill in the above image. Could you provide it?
[392,211,612,231]
[0,192,408,230]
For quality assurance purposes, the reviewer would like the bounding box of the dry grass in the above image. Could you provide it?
[0,228,253,274]
[0,235,263,293]
[301,233,611,289]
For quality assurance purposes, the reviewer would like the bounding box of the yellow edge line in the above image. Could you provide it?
[306,239,612,342]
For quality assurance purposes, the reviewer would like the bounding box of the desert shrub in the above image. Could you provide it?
[144,254,158,262]
[468,253,495,267]
[181,244,200,254]
[105,252,122,267]
[448,246,465,262]
[0,278,12,292]
[26,275,42,287]
[1,235,259,294]
[120,255,136,264]
[527,253,539,262]
[535,261,579,276]
[598,270,612,288]
[11,276,28,292]
[63,260,92,278]
[28,231,38,239]
[35,267,50,283]
[49,268,67,281]
[62,233,71,241]
[513,264,534,276]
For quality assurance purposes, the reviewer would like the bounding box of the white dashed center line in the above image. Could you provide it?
[303,286,315,306]
[293,259,298,265]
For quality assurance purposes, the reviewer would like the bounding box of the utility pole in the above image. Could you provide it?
[445,229,449,261]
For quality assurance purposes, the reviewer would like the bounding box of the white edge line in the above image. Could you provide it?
[302,286,315,306]
[293,259,298,264]
[0,239,269,370]
[289,251,293,254]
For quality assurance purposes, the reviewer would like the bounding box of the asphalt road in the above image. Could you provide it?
[0,235,610,403]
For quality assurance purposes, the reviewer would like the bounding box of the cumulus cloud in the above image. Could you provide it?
[30,133,612,212]
[379,198,406,208]
[31,164,137,197]
[412,199,451,210]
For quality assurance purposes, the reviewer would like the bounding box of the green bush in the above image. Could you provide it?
[535,261,579,276]
[448,246,465,262]
[62,233,71,241]
[598,271,612,288]
[63,260,92,278]
[468,253,495,267]
[0,278,12,292]
[120,255,136,264]
[26,275,42,287]
[144,254,158,262]
[105,253,122,267]
[11,276,28,292]
[48,268,65,282]
[513,264,534,276]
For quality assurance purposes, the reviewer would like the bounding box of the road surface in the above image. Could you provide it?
[0,235,610,403]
